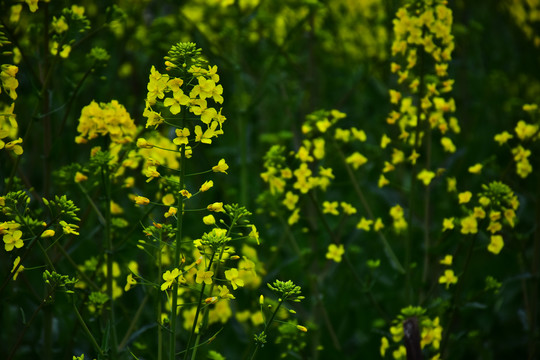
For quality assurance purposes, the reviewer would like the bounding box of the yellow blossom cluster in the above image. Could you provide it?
[385,0,458,187]
[1,64,19,100]
[0,64,22,156]
[261,110,356,225]
[438,254,457,289]
[143,63,226,146]
[75,100,136,144]
[494,104,539,178]
[381,306,442,359]
[449,181,519,255]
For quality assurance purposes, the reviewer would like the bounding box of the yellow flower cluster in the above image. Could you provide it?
[438,254,457,289]
[75,100,136,144]
[386,0,458,185]
[448,182,519,255]
[494,104,539,178]
[261,110,355,225]
[143,64,226,146]
[0,64,22,156]
[1,65,19,100]
[381,306,442,359]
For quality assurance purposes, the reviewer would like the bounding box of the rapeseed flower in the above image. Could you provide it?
[326,243,344,263]
[439,269,458,288]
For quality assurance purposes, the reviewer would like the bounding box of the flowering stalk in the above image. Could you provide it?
[170,108,187,360]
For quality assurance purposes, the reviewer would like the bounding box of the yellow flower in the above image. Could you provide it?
[374,218,385,231]
[356,217,373,231]
[144,166,160,182]
[389,89,401,104]
[164,207,177,218]
[378,174,390,188]
[200,180,214,192]
[447,177,457,192]
[326,243,345,263]
[212,159,229,174]
[488,235,504,254]
[389,204,404,219]
[161,268,180,291]
[487,221,502,234]
[440,137,456,153]
[288,208,300,225]
[196,270,214,285]
[322,201,339,215]
[173,127,190,145]
[124,274,136,291]
[390,324,403,342]
[202,214,215,225]
[41,229,55,238]
[346,152,368,169]
[442,217,454,231]
[380,337,389,357]
[504,209,516,227]
[5,138,23,155]
[391,148,405,164]
[417,169,435,186]
[494,131,513,145]
[473,207,486,219]
[134,196,150,205]
[218,285,235,300]
[162,193,175,206]
[207,202,224,212]
[408,150,420,164]
[74,172,88,183]
[340,202,357,215]
[458,191,472,204]
[225,268,244,290]
[380,134,391,149]
[439,269,458,288]
[248,225,260,245]
[460,215,478,234]
[468,163,482,174]
[383,161,395,173]
[283,191,299,211]
[440,255,453,265]
[180,189,192,198]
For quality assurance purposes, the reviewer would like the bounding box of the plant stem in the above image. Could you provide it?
[170,128,186,360]
[102,165,118,358]
[158,233,164,360]
[249,299,284,360]
[73,299,104,356]
[186,253,216,360]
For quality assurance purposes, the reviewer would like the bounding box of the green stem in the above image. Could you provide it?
[73,299,104,356]
[158,233,164,360]
[190,214,240,360]
[186,253,216,360]
[170,122,187,360]
[102,165,118,358]
[250,299,284,360]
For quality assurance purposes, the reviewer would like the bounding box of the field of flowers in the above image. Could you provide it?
[1,1,539,359]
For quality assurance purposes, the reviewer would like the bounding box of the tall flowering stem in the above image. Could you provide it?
[138,42,228,360]
[388,0,456,295]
